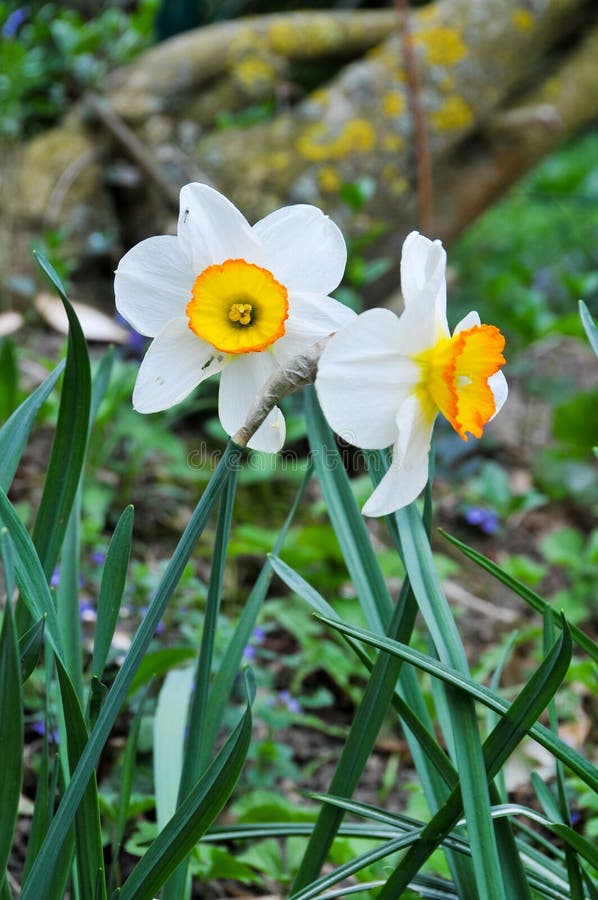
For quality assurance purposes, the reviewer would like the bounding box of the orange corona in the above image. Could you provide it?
[186,258,289,355]
[414,324,505,439]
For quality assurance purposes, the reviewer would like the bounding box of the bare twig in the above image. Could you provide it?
[394,0,434,234]
[444,580,519,624]
[44,147,98,228]
[84,92,181,211]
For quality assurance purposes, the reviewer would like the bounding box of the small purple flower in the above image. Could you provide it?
[115,312,146,358]
[2,8,26,39]
[79,598,96,621]
[243,625,266,661]
[91,551,106,566]
[278,690,301,714]
[50,566,60,588]
[464,506,499,535]
[31,720,60,744]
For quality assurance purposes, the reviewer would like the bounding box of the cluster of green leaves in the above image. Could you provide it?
[0,255,597,898]
[0,256,252,900]
[445,133,598,527]
[451,131,598,350]
[0,1,158,139]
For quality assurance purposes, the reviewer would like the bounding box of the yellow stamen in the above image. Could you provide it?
[186,259,288,355]
[229,303,252,325]
[414,324,505,440]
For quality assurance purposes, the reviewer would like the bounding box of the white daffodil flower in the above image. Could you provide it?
[316,231,508,516]
[115,183,353,452]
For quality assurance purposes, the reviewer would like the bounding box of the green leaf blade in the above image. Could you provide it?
[119,688,253,900]
[0,360,65,493]
[20,443,238,898]
[579,300,598,358]
[92,505,134,681]
[0,596,23,878]
[32,253,91,578]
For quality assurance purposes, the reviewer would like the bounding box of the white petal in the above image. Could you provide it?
[115,235,194,337]
[362,395,435,516]
[392,286,444,356]
[400,231,448,332]
[249,406,286,453]
[133,317,226,413]
[253,205,347,295]
[316,308,418,449]
[177,183,261,273]
[218,352,285,452]
[488,370,508,419]
[454,310,481,333]
[272,292,356,365]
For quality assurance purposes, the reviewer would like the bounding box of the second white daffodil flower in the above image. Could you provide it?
[316,231,508,516]
[115,183,353,451]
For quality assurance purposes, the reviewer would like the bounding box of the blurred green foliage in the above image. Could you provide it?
[451,130,598,349]
[0,0,159,139]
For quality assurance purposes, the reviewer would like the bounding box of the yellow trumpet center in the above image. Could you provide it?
[186,258,289,355]
[414,324,506,439]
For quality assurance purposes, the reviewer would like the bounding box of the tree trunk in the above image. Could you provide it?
[3,1,597,307]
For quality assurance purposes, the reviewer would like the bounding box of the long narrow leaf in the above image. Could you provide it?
[0,587,23,877]
[91,506,134,681]
[291,581,419,891]
[181,468,237,787]
[163,470,238,900]
[316,614,597,792]
[22,708,62,884]
[0,359,65,493]
[154,667,195,832]
[271,552,469,891]
[32,251,91,578]
[378,622,572,897]
[440,530,598,664]
[489,805,598,871]
[201,466,311,765]
[0,489,65,660]
[109,686,150,894]
[542,613,585,900]
[291,390,425,892]
[19,615,45,682]
[579,300,598,357]
[118,679,253,900]
[397,503,508,900]
[20,442,238,898]
[365,448,475,895]
[304,386,392,631]
[56,488,84,700]
[270,554,457,790]
[56,656,106,900]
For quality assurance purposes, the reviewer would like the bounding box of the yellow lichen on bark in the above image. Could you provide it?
[233,56,278,93]
[296,118,376,162]
[381,133,404,152]
[381,164,408,196]
[430,95,474,131]
[414,26,468,66]
[317,165,342,193]
[381,91,405,117]
[268,16,345,58]
[513,9,535,31]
